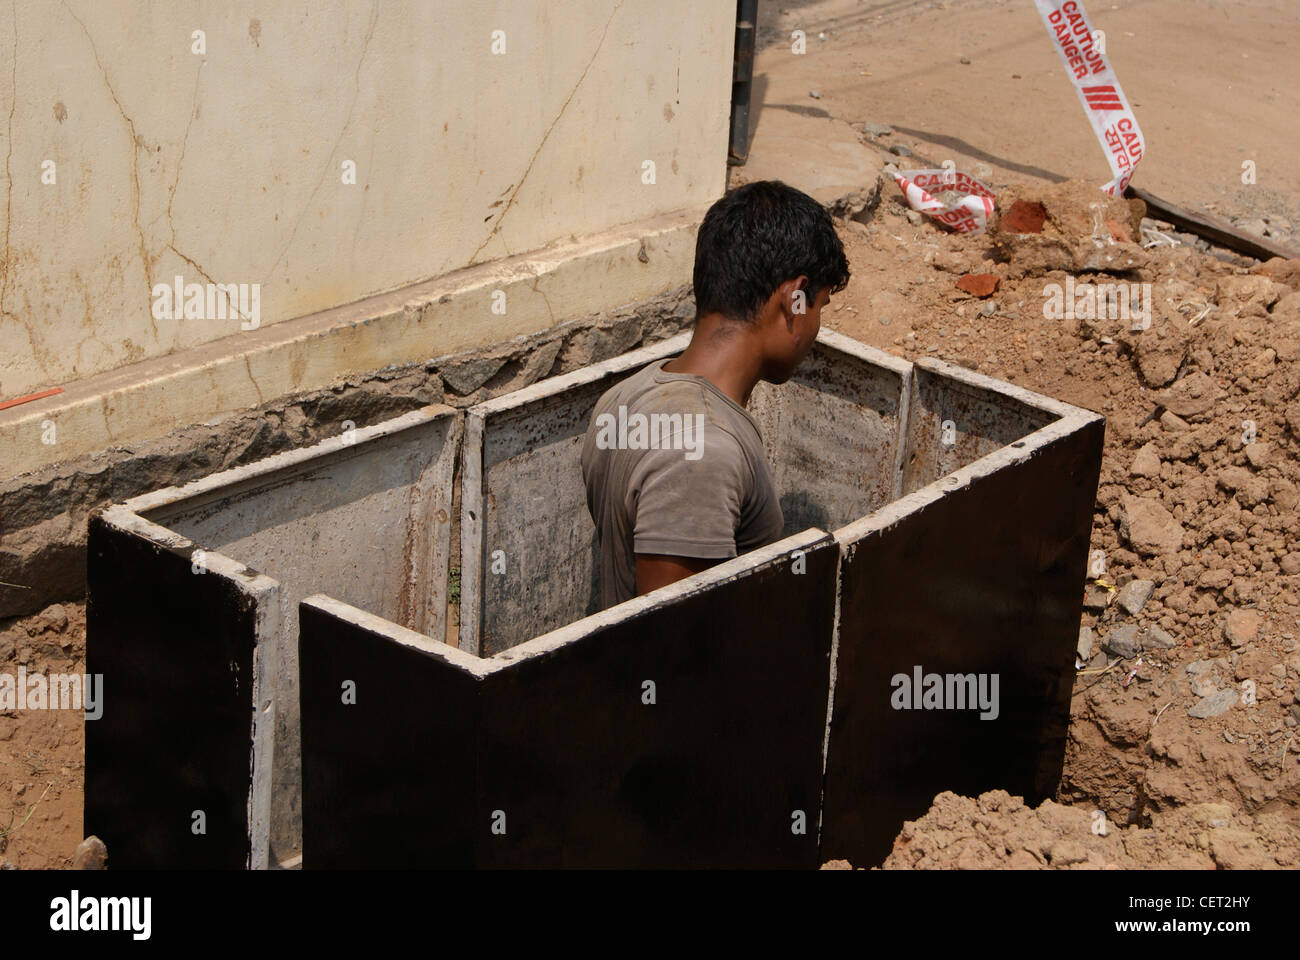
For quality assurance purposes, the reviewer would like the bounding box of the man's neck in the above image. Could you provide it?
[661,314,764,407]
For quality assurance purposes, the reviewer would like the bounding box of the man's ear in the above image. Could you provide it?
[786,277,811,325]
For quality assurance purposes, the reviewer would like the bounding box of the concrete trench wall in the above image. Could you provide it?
[748,331,911,534]
[460,330,910,655]
[84,330,1104,868]
[85,512,279,869]
[459,334,692,657]
[899,359,1060,495]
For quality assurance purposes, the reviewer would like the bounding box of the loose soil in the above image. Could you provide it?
[0,603,86,868]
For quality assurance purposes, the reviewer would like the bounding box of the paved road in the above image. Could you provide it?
[747,0,1299,245]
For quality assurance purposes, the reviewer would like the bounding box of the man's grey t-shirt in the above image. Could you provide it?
[580,358,785,609]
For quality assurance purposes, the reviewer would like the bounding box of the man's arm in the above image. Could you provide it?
[634,553,720,596]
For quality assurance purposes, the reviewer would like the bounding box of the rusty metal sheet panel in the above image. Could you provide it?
[85,512,274,869]
[299,532,837,868]
[821,413,1104,866]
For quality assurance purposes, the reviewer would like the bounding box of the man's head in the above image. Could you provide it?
[692,180,850,383]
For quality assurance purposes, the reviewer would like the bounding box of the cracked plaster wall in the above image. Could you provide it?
[0,0,733,399]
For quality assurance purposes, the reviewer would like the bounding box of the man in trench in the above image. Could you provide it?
[581,180,850,607]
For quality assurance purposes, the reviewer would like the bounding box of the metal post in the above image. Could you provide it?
[728,0,758,165]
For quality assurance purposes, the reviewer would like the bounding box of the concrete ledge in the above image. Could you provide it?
[730,111,884,221]
[0,205,706,480]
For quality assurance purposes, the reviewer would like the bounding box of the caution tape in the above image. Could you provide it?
[1033,0,1145,195]
[894,168,996,234]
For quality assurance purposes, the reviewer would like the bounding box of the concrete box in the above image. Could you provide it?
[85,406,461,868]
[300,329,1099,867]
[87,329,1102,868]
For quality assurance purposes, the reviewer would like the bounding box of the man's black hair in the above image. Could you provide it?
[692,179,850,324]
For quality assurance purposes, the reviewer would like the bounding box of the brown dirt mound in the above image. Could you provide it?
[867,789,1298,870]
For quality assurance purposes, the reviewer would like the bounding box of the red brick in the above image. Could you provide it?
[956,273,1000,298]
[1001,200,1046,234]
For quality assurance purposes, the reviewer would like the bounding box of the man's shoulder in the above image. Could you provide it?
[586,364,765,466]
[614,357,667,391]
[599,361,696,403]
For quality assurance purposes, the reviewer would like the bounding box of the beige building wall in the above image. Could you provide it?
[0,0,733,403]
